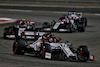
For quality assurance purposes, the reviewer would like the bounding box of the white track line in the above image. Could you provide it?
[9,9,32,12]
[53,11,68,14]
[95,14,100,16]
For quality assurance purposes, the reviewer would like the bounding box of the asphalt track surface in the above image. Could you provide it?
[0,5,100,13]
[0,9,100,67]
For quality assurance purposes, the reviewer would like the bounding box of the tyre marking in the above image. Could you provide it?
[14,41,17,54]
[80,48,82,56]
[40,44,44,58]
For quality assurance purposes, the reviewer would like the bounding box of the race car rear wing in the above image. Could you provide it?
[17,21,35,25]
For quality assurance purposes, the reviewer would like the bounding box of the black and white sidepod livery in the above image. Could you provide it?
[13,31,94,62]
[42,12,87,33]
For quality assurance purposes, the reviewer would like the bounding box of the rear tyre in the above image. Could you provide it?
[43,22,50,28]
[77,46,89,62]
[78,23,85,32]
[4,33,7,39]
[43,22,51,32]
[21,32,25,39]
[69,24,74,33]
[78,18,86,32]
[85,18,87,27]
[3,28,9,39]
[83,17,87,27]
[13,39,27,55]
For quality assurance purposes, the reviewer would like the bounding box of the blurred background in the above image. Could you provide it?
[0,0,100,8]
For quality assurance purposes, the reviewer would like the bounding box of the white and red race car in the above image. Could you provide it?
[3,20,35,39]
[13,33,94,62]
[67,12,87,26]
[42,15,86,33]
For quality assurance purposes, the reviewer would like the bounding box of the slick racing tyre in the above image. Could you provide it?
[43,22,50,28]
[66,23,74,33]
[3,28,9,39]
[84,17,87,27]
[39,43,52,59]
[81,17,87,27]
[59,51,67,61]
[69,25,74,33]
[21,32,25,39]
[78,23,85,32]
[40,44,45,58]
[78,18,86,32]
[77,46,89,62]
[13,39,27,55]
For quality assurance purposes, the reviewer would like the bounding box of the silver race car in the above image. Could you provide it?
[13,33,94,62]
[42,12,87,33]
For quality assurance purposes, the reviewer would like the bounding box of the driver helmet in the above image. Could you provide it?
[49,38,54,43]
[22,19,26,21]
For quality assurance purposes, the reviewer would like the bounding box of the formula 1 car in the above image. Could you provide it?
[53,17,74,32]
[67,12,87,27]
[3,19,35,39]
[42,12,87,33]
[42,20,74,33]
[13,33,94,62]
[42,15,86,33]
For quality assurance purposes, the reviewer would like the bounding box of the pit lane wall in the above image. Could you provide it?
[0,0,100,8]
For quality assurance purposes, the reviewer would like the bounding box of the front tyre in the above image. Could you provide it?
[77,46,89,62]
[39,44,45,58]
[39,43,52,59]
[59,51,67,61]
[66,23,74,33]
